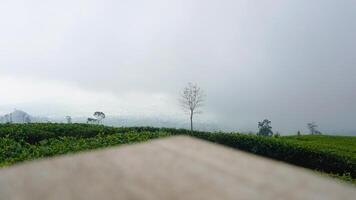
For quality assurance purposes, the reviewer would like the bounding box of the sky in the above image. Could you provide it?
[1,0,356,134]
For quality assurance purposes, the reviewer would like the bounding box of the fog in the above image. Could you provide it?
[1,0,356,134]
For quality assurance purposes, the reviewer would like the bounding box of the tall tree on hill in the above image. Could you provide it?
[257,119,273,136]
[180,83,205,132]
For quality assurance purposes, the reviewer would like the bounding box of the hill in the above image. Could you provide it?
[0,110,49,124]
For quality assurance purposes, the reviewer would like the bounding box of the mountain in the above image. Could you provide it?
[0,110,49,124]
[0,109,32,123]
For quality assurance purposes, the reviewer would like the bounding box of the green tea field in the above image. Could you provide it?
[0,123,355,185]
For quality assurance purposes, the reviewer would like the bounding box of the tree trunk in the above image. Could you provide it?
[190,112,193,132]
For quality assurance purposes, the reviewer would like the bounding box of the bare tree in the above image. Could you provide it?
[94,111,106,124]
[180,83,205,131]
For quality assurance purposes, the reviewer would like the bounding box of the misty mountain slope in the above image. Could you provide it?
[0,110,49,124]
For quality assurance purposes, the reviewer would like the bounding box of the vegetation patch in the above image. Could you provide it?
[183,132,356,181]
[0,123,355,184]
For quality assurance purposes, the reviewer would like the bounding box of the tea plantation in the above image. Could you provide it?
[0,123,355,184]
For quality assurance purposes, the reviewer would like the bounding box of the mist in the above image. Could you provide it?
[1,0,356,134]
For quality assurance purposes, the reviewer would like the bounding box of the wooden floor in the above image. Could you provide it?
[0,136,355,200]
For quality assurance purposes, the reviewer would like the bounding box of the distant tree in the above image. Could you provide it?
[297,131,301,136]
[257,119,273,136]
[180,83,205,132]
[66,116,72,124]
[4,114,12,123]
[307,122,322,135]
[24,115,31,123]
[93,112,106,124]
[87,118,98,124]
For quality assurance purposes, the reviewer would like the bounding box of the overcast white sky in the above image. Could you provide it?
[1,0,356,134]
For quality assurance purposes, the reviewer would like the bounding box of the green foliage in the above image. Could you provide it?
[257,119,273,136]
[0,123,355,184]
[281,135,356,161]
[0,123,165,143]
[186,132,356,179]
[0,124,170,167]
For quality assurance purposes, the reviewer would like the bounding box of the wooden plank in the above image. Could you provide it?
[0,136,355,200]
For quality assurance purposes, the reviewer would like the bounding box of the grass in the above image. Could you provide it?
[282,135,356,160]
[280,135,356,184]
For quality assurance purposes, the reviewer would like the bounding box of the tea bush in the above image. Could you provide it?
[0,123,355,182]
